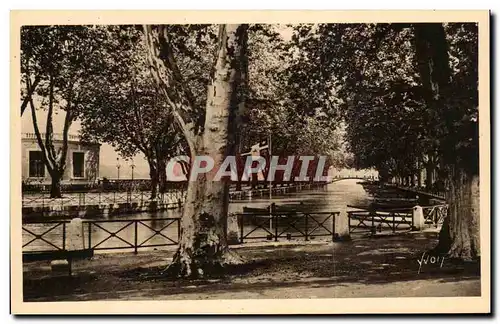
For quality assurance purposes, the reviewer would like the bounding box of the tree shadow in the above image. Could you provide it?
[23,232,482,301]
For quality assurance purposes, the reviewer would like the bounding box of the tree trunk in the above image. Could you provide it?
[49,172,62,198]
[167,143,231,277]
[158,158,168,194]
[164,24,248,278]
[433,167,480,259]
[414,24,480,260]
[410,174,415,187]
[148,160,159,199]
[425,163,434,190]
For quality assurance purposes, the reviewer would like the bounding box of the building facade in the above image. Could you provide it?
[22,133,100,186]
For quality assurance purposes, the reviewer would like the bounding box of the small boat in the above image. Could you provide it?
[242,203,305,215]
[242,206,269,214]
[371,201,416,210]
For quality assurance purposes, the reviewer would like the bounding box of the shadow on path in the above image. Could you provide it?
[23,231,481,301]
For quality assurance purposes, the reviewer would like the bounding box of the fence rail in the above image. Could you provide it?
[347,204,448,235]
[422,204,448,227]
[348,208,414,235]
[22,211,341,255]
[22,204,446,256]
[22,182,330,209]
[386,184,446,200]
[23,218,180,254]
[236,211,340,243]
[22,191,186,208]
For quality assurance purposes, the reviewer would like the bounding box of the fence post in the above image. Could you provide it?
[392,212,396,233]
[239,215,244,244]
[274,214,278,242]
[177,218,181,244]
[88,222,92,249]
[371,210,375,235]
[304,214,309,241]
[98,192,101,205]
[227,213,239,245]
[332,212,336,242]
[348,212,351,234]
[62,222,66,251]
[412,205,424,231]
[134,221,138,254]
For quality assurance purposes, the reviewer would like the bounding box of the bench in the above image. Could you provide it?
[23,249,94,276]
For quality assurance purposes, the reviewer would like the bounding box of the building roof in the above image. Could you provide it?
[22,132,101,146]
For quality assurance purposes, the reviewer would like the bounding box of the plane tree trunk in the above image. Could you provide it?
[414,23,480,260]
[145,24,248,277]
[434,168,480,259]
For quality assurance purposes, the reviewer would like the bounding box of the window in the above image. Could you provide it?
[29,151,45,177]
[73,152,85,178]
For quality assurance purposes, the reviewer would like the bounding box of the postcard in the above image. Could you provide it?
[11,10,490,314]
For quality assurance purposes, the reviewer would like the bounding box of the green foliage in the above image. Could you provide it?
[285,23,478,180]
[78,26,184,161]
[241,24,344,166]
[21,25,112,116]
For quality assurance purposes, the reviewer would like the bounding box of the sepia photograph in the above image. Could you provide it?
[10,10,490,314]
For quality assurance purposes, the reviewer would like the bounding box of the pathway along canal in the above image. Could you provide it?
[23,179,375,252]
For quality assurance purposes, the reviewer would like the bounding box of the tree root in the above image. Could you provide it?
[222,249,246,265]
[161,248,245,279]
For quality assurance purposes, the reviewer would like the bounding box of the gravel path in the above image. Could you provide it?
[23,231,481,301]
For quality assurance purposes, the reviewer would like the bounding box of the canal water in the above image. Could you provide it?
[23,179,374,252]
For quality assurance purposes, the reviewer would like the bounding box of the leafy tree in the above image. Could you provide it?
[78,26,187,198]
[285,22,479,260]
[145,24,248,277]
[413,23,479,259]
[243,25,344,171]
[21,26,109,197]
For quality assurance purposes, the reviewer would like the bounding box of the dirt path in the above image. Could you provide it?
[23,231,481,301]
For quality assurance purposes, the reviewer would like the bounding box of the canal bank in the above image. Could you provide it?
[22,179,447,254]
[22,182,331,221]
[22,179,373,253]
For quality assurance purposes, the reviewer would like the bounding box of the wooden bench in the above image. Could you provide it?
[23,249,94,276]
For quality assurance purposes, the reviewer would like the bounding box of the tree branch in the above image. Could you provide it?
[143,25,199,154]
[21,74,41,116]
[28,93,54,175]
[45,74,57,166]
[60,88,75,173]
[157,26,199,114]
